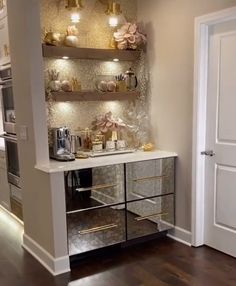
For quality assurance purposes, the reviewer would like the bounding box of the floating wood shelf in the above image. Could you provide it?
[42,44,140,61]
[49,91,139,102]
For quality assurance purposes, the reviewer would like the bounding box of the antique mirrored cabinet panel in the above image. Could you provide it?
[126,158,175,199]
[127,195,174,240]
[65,158,175,257]
[65,164,125,213]
[126,158,175,240]
[67,205,126,256]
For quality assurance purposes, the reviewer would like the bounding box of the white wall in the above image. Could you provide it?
[7,0,53,250]
[137,0,236,231]
[7,0,69,274]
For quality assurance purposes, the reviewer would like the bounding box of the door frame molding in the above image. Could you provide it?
[192,6,236,247]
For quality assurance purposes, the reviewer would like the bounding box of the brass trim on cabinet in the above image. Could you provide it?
[78,223,118,235]
[76,183,117,193]
[133,175,168,183]
[135,212,168,222]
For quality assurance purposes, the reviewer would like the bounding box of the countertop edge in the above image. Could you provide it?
[35,150,178,174]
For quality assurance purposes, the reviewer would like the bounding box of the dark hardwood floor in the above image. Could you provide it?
[1,208,236,286]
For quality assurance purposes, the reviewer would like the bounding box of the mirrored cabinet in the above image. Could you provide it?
[65,157,175,257]
[67,205,126,256]
[65,164,125,213]
[126,157,175,200]
[127,194,174,240]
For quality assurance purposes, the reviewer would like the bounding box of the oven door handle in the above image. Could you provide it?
[0,79,12,85]
[0,134,17,142]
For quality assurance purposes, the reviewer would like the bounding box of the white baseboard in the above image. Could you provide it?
[22,233,70,276]
[0,204,24,226]
[167,226,192,246]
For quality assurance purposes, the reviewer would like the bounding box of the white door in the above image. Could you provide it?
[204,19,236,257]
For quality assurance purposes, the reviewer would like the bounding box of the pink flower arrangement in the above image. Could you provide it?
[66,25,78,36]
[113,23,147,50]
[95,111,126,133]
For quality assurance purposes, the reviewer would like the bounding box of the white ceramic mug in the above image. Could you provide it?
[116,140,126,150]
[106,141,116,151]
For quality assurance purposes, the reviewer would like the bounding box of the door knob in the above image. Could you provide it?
[201,150,215,156]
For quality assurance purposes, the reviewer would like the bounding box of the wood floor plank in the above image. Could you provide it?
[1,209,236,285]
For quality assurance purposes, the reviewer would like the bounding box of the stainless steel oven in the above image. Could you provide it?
[0,65,11,80]
[1,132,22,220]
[0,66,21,189]
[0,66,16,135]
[1,134,21,188]
[0,66,22,220]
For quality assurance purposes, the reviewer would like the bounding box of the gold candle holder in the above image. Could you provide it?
[105,1,122,15]
[65,0,83,10]
[112,2,121,15]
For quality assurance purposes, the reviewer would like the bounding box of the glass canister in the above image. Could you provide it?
[79,128,93,151]
[92,132,105,152]
[124,68,138,91]
[92,140,103,152]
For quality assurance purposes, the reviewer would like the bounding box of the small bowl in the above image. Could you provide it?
[94,75,116,92]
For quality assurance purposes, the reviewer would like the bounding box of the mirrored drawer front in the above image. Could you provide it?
[127,194,174,240]
[66,164,125,212]
[126,158,174,200]
[91,164,125,205]
[67,204,126,255]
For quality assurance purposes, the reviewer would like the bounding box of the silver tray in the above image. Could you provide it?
[86,149,136,157]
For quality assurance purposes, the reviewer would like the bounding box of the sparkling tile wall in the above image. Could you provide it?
[41,0,151,146]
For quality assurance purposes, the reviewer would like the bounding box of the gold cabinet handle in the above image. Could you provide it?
[135,212,168,222]
[4,44,10,57]
[0,0,4,11]
[133,175,168,183]
[76,183,117,192]
[78,223,118,235]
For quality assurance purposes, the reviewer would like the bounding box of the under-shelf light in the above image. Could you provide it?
[113,58,119,62]
[62,56,69,60]
[65,0,83,24]
[71,12,81,23]
[99,1,123,27]
[109,16,118,27]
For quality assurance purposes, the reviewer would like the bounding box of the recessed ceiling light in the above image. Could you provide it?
[62,56,69,60]
[113,58,119,62]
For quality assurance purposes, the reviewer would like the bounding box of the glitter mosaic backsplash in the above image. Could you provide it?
[40,0,137,49]
[41,0,151,146]
[44,58,134,92]
[45,58,135,131]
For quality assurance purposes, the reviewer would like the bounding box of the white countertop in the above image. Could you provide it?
[35,150,177,173]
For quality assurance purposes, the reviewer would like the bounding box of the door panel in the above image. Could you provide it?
[205,19,236,257]
[218,33,236,143]
[215,165,236,231]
